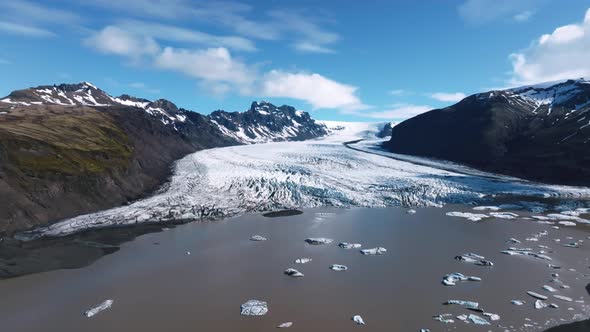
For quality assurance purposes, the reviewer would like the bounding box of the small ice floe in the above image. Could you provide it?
[508,238,522,244]
[543,285,557,292]
[305,238,333,245]
[456,314,468,322]
[483,312,500,321]
[549,303,559,308]
[563,242,580,248]
[501,250,552,261]
[511,300,526,306]
[553,295,573,302]
[446,212,488,221]
[330,264,348,271]
[443,300,479,310]
[468,314,490,325]
[360,247,387,255]
[473,206,501,211]
[277,322,293,328]
[551,226,560,229]
[250,235,267,241]
[490,212,519,220]
[294,258,312,264]
[420,329,430,332]
[352,315,365,325]
[407,209,417,214]
[455,253,494,266]
[339,242,361,249]
[525,237,539,242]
[441,273,481,286]
[527,291,548,300]
[535,300,548,309]
[558,221,577,226]
[240,300,268,316]
[84,299,113,318]
[186,251,191,255]
[284,268,304,277]
[433,314,454,324]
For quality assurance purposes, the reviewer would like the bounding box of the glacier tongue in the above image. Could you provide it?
[17,122,590,240]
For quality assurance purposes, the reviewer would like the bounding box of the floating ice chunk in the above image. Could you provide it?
[360,247,387,255]
[483,312,500,321]
[563,242,580,248]
[240,300,268,316]
[468,314,490,325]
[186,251,191,255]
[490,212,519,219]
[330,264,348,271]
[352,315,365,325]
[407,209,417,214]
[284,268,304,277]
[508,238,522,244]
[446,212,489,221]
[294,258,312,264]
[444,300,479,310]
[455,253,494,266]
[473,206,501,211]
[525,237,539,242]
[420,329,430,332]
[441,273,481,286]
[250,235,267,241]
[549,303,559,308]
[511,300,526,306]
[305,238,333,245]
[433,314,455,324]
[558,221,577,226]
[543,285,557,292]
[535,300,548,309]
[553,295,573,302]
[456,314,468,322]
[277,322,293,328]
[84,299,113,318]
[527,291,548,300]
[339,242,361,249]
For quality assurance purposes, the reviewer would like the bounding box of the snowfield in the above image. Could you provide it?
[18,122,590,240]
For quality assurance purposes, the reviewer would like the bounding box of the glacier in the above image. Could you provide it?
[17,121,590,240]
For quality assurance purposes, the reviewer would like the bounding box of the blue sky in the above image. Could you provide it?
[1,0,589,121]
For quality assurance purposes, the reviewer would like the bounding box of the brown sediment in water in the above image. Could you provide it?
[0,206,588,332]
[262,209,304,218]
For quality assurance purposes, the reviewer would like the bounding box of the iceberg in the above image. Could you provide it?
[352,315,365,325]
[441,273,481,286]
[294,258,312,264]
[468,314,490,325]
[240,300,268,316]
[250,235,267,241]
[360,247,387,255]
[284,268,304,277]
[433,314,455,324]
[83,299,113,318]
[535,300,548,309]
[446,212,489,221]
[443,300,479,310]
[305,238,333,245]
[277,322,293,328]
[330,264,348,271]
[338,242,361,249]
[527,291,548,300]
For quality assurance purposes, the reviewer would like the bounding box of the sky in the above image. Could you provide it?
[0,0,589,122]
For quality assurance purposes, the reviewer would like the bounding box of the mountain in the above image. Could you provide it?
[209,101,328,143]
[385,78,590,186]
[0,82,327,235]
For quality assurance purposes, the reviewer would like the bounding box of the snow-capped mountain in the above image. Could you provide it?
[386,78,590,186]
[209,101,328,143]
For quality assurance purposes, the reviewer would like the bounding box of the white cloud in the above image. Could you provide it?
[362,104,432,120]
[261,70,367,110]
[117,20,257,52]
[514,10,534,22]
[458,0,538,24]
[154,47,255,88]
[0,21,54,37]
[129,82,160,94]
[429,92,467,102]
[293,41,335,54]
[84,26,160,58]
[0,0,79,37]
[389,89,407,96]
[509,8,590,85]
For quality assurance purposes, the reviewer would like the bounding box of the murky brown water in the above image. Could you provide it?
[0,206,589,332]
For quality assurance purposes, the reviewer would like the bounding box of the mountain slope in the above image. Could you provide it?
[0,82,327,235]
[385,79,590,186]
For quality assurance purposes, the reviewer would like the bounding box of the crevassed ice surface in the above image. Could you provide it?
[19,121,590,239]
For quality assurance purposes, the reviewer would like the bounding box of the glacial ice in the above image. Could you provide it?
[446,212,489,221]
[444,300,479,309]
[330,264,348,271]
[250,235,267,241]
[338,242,361,249]
[527,291,548,300]
[305,238,333,245]
[468,314,490,325]
[83,299,113,318]
[284,268,304,277]
[294,258,312,264]
[352,315,365,325]
[360,247,387,255]
[16,124,590,239]
[277,322,293,328]
[240,300,268,316]
[455,253,494,266]
[433,314,455,324]
[441,272,481,286]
